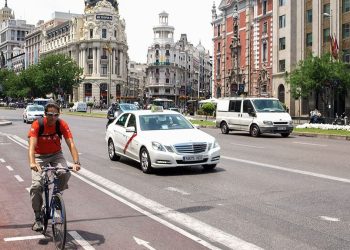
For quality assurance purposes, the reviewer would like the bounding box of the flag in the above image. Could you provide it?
[332,35,339,59]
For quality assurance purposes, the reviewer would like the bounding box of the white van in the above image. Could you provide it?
[216,97,293,137]
[70,102,87,112]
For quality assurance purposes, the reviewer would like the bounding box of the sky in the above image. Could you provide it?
[7,0,220,63]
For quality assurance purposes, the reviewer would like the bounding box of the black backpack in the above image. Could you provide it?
[38,118,62,139]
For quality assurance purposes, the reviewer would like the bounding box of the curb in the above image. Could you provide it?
[0,120,12,126]
[292,132,350,141]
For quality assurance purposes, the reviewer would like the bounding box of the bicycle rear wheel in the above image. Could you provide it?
[52,194,67,250]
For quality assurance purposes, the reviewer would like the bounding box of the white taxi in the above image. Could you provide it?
[105,109,220,173]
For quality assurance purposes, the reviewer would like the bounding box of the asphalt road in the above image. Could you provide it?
[1,108,350,249]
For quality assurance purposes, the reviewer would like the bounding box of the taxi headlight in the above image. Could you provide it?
[152,142,166,151]
[212,140,219,149]
[289,120,293,125]
[263,121,273,126]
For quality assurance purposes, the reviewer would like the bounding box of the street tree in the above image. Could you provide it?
[287,53,350,109]
[38,54,83,100]
[201,102,216,120]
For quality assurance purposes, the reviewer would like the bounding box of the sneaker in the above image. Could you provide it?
[32,220,43,232]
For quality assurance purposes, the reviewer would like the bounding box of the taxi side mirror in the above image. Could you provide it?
[126,126,136,133]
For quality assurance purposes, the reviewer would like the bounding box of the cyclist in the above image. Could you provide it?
[28,102,81,232]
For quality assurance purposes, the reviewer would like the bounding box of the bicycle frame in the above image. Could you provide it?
[42,167,62,224]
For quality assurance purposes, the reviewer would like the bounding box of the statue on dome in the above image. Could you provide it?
[84,0,118,10]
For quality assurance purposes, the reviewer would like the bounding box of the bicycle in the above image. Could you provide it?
[40,164,72,250]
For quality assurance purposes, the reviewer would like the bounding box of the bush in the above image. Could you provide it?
[87,102,94,107]
[69,102,74,108]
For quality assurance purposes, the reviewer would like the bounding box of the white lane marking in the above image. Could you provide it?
[230,143,265,149]
[293,142,327,147]
[11,135,29,147]
[134,237,156,250]
[6,165,13,171]
[69,231,95,250]
[71,168,261,250]
[26,187,30,193]
[4,235,45,241]
[165,187,190,196]
[14,175,24,182]
[5,132,262,250]
[7,135,27,148]
[0,158,5,163]
[222,155,350,184]
[319,216,340,222]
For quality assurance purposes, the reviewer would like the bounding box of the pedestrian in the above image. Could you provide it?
[28,101,81,232]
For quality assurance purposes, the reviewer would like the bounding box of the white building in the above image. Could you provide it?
[128,61,147,104]
[146,12,212,107]
[40,0,128,105]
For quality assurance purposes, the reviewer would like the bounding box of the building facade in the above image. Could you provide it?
[128,61,147,104]
[0,0,14,23]
[39,0,128,105]
[212,0,275,99]
[146,12,212,108]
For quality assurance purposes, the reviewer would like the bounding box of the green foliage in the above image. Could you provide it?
[87,102,94,107]
[1,54,83,99]
[69,102,74,108]
[202,103,216,115]
[287,53,350,105]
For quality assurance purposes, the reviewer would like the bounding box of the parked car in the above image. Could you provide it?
[107,103,138,121]
[105,109,220,173]
[23,105,45,123]
[69,102,87,112]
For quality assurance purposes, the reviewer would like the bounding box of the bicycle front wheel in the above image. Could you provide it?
[52,194,67,250]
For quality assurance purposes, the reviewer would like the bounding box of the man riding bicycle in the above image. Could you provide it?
[28,102,81,231]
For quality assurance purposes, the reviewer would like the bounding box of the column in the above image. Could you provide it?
[93,48,97,75]
[96,47,101,76]
[112,49,115,75]
[82,49,86,74]
[120,51,124,78]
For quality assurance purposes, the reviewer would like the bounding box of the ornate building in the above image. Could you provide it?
[212,0,273,100]
[0,0,14,23]
[40,0,128,105]
[146,12,212,107]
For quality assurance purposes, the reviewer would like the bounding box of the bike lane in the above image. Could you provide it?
[0,134,220,250]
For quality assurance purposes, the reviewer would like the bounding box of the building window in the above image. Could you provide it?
[343,23,350,38]
[88,48,93,59]
[306,9,312,23]
[343,49,350,62]
[279,37,286,50]
[88,64,93,74]
[279,15,286,28]
[323,4,330,16]
[114,30,117,37]
[102,29,107,38]
[343,0,350,12]
[263,22,268,34]
[217,58,221,76]
[165,88,170,93]
[262,0,267,15]
[90,29,93,38]
[262,42,267,62]
[323,28,330,43]
[217,24,221,36]
[279,0,286,6]
[101,64,108,75]
[306,33,312,46]
[84,83,92,97]
[279,60,285,72]
[217,42,221,52]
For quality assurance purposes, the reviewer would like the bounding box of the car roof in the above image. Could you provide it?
[126,110,180,116]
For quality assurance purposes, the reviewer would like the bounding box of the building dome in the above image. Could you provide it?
[196,41,205,53]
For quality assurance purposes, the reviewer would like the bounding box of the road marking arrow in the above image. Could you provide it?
[133,237,156,250]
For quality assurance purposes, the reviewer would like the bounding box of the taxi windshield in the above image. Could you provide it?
[139,114,193,131]
[120,103,138,111]
[28,106,44,112]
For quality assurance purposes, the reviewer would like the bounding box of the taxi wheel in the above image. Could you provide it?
[108,139,120,161]
[140,148,153,174]
[202,164,217,170]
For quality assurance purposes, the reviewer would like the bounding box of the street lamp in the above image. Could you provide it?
[104,39,113,107]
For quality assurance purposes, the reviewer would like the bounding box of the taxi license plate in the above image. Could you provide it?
[183,155,203,161]
[277,127,286,130]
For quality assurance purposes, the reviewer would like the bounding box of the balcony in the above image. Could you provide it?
[101,55,108,60]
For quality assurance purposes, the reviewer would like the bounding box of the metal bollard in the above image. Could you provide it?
[345,116,348,125]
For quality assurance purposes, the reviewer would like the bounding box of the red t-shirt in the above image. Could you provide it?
[28,118,73,154]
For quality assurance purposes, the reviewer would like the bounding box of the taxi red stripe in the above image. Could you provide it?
[123,133,137,154]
